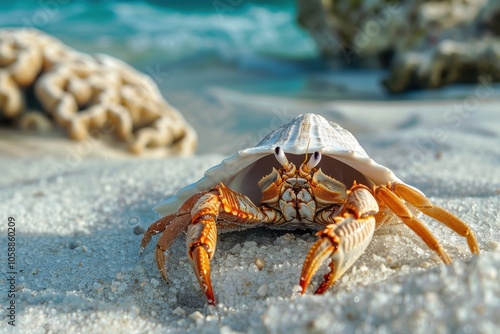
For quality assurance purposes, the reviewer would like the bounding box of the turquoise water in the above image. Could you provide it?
[2,1,499,154]
[0,1,317,66]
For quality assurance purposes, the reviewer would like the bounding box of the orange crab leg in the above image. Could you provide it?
[140,192,206,281]
[186,191,220,305]
[140,212,177,253]
[300,185,378,294]
[154,215,192,282]
[185,184,269,305]
[375,185,453,263]
[389,183,480,255]
[300,215,376,294]
[143,183,271,305]
[374,185,453,264]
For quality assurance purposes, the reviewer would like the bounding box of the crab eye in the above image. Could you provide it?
[306,151,321,170]
[274,146,289,167]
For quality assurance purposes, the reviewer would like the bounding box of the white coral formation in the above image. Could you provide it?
[0,28,196,155]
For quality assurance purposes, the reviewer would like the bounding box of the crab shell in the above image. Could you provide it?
[155,113,415,217]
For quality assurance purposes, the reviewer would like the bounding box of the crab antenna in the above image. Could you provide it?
[274,146,289,167]
[301,138,312,166]
[306,151,322,170]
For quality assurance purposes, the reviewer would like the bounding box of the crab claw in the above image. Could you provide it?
[190,245,216,305]
[185,192,220,305]
[299,231,339,294]
[300,216,375,294]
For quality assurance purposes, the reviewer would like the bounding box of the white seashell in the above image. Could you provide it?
[155,113,408,217]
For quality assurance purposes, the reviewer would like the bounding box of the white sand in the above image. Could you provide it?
[1,103,499,333]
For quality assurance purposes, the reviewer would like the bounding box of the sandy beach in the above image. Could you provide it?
[1,100,499,333]
[2,1,500,332]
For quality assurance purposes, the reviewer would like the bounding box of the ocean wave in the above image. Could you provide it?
[0,0,317,65]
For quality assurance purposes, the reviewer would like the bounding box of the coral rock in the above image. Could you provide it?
[297,0,500,91]
[0,28,196,156]
[383,38,500,93]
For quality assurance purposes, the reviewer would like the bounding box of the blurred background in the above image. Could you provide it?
[1,0,499,155]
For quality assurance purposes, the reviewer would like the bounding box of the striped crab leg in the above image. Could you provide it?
[140,192,206,281]
[299,185,378,294]
[300,182,480,295]
[185,183,268,305]
[142,183,275,305]
[375,182,479,257]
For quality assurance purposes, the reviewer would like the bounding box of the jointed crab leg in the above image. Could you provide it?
[140,192,206,281]
[141,183,271,305]
[300,185,378,294]
[186,191,219,305]
[374,185,452,264]
[301,181,481,294]
[186,184,269,305]
[387,183,479,255]
[374,182,479,264]
[300,215,376,294]
[140,212,177,252]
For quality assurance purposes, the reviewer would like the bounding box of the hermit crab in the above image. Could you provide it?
[140,113,479,305]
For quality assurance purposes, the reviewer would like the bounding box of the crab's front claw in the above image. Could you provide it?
[186,192,220,305]
[189,244,216,305]
[186,219,218,305]
[299,229,339,294]
[300,216,376,294]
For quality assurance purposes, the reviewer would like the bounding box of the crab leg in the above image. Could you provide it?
[185,191,220,305]
[140,192,206,281]
[300,185,378,294]
[139,212,177,253]
[185,184,269,305]
[374,184,465,264]
[388,183,479,255]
